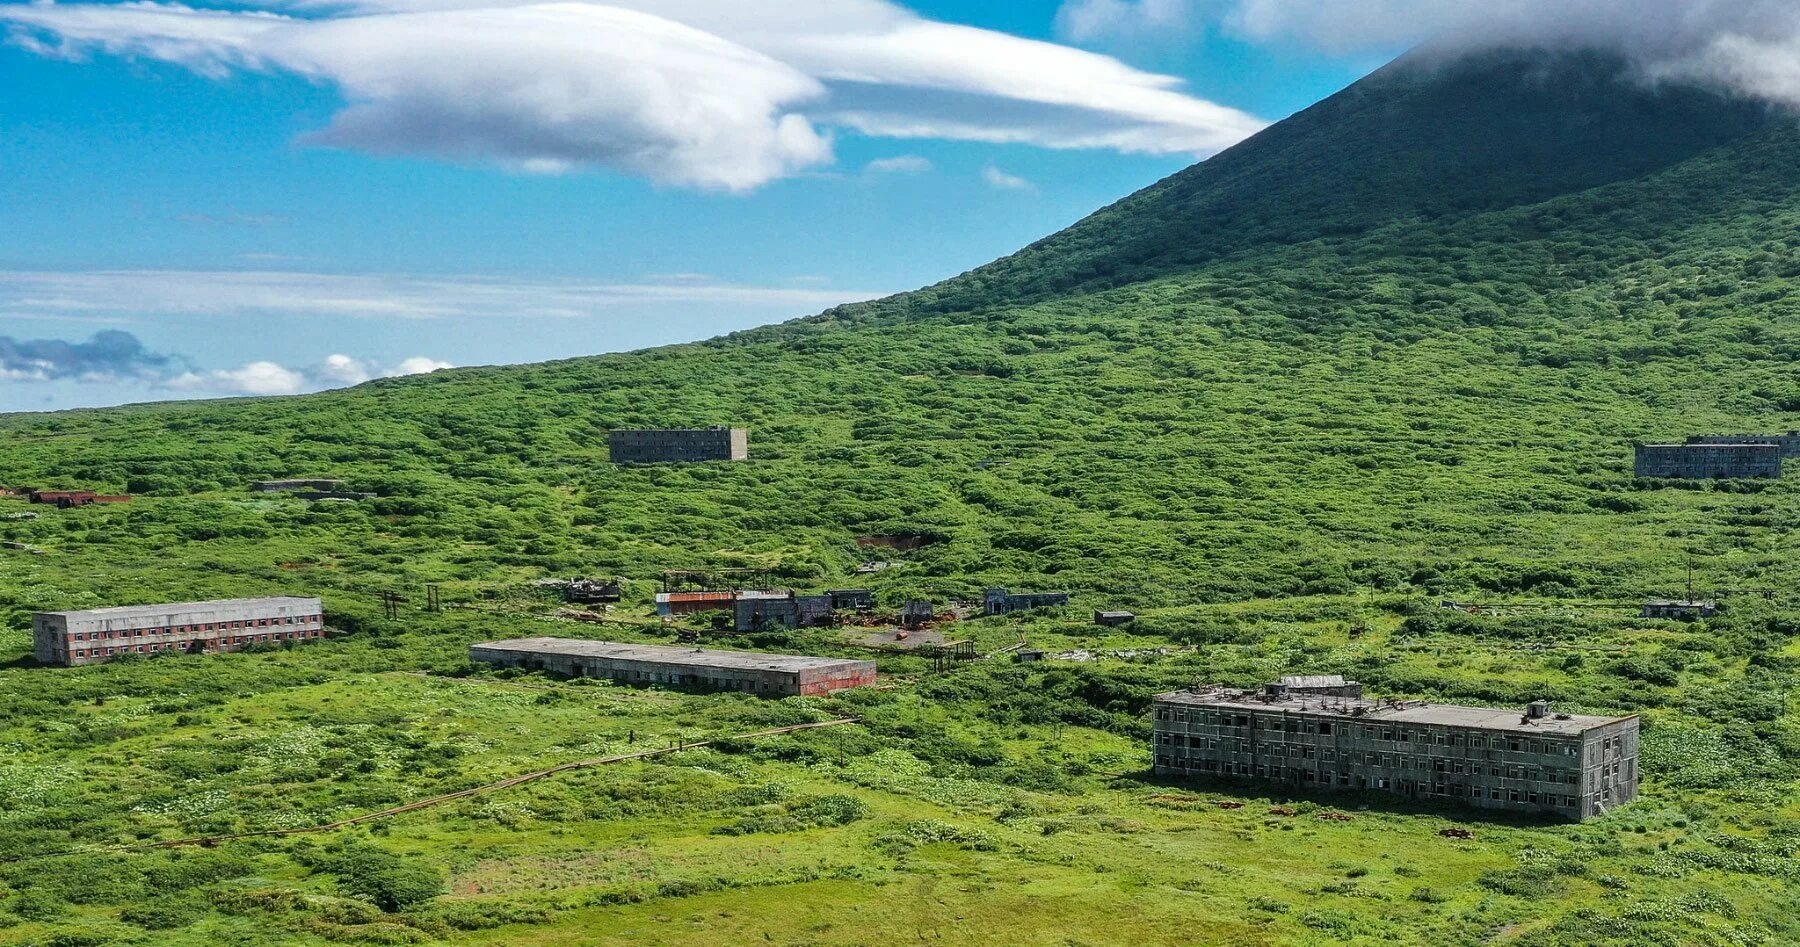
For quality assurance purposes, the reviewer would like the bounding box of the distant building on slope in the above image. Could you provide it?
[983,588,1071,616]
[609,427,748,464]
[1153,681,1639,821]
[1634,443,1783,479]
[31,491,96,507]
[1641,599,1718,621]
[34,596,325,667]
[253,479,347,493]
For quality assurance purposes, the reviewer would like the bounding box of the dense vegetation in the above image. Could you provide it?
[0,48,1797,946]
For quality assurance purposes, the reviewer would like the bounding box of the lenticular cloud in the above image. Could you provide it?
[1222,0,1800,108]
[1,0,1268,191]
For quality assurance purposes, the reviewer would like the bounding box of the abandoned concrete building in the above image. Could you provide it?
[1642,599,1718,621]
[1152,682,1639,821]
[1685,431,1800,457]
[983,588,1072,616]
[733,591,839,632]
[828,589,876,611]
[34,596,326,667]
[608,427,749,464]
[1634,443,1783,479]
[468,637,876,696]
[1095,610,1137,627]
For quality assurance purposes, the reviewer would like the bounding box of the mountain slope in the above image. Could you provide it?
[822,48,1783,321]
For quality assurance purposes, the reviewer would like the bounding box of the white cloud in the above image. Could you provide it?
[0,269,886,321]
[169,360,310,396]
[865,155,933,174]
[391,356,453,375]
[1055,0,1199,44]
[163,352,454,396]
[0,0,1267,191]
[982,164,1036,192]
[316,352,373,385]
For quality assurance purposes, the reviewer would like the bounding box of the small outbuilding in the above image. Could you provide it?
[1642,600,1718,621]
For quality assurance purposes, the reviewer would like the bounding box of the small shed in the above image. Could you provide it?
[1642,600,1718,621]
[1094,610,1136,627]
[900,600,935,630]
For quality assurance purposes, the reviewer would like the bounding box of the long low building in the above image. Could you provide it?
[470,637,877,696]
[1153,681,1638,821]
[34,596,325,667]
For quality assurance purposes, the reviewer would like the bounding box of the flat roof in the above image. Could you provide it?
[40,596,321,622]
[471,637,869,673]
[1639,442,1780,449]
[1156,688,1632,736]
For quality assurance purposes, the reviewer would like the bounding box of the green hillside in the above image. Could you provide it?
[0,49,1797,946]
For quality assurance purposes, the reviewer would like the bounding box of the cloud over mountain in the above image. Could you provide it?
[1059,0,1800,110]
[2,0,1266,191]
[0,330,176,382]
[0,328,447,398]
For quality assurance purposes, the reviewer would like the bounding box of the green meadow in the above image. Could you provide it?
[2,47,1799,946]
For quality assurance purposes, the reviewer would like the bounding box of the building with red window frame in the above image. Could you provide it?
[33,596,325,666]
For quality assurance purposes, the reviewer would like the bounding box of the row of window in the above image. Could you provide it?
[66,614,321,641]
[552,663,783,692]
[73,629,323,658]
[1155,708,1582,756]
[1156,757,1590,807]
[1157,735,1586,784]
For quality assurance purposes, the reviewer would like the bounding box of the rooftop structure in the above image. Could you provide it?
[1634,443,1782,479]
[1153,681,1638,821]
[1277,675,1364,698]
[35,596,325,667]
[983,587,1072,616]
[608,427,748,464]
[469,637,876,696]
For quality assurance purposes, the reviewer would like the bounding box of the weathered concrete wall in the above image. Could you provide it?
[1635,443,1783,479]
[608,428,748,464]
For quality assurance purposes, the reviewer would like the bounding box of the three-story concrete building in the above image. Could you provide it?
[34,596,325,666]
[1153,681,1638,820]
[608,427,749,464]
[1634,443,1783,479]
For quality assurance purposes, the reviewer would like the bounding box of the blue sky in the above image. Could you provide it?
[0,0,1395,411]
